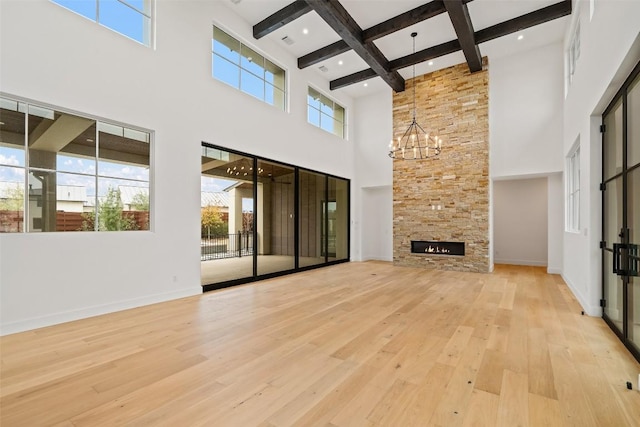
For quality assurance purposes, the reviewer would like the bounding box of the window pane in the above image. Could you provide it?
[99,0,147,44]
[0,166,25,233]
[120,0,148,15]
[213,54,240,89]
[332,118,344,138]
[29,107,96,171]
[308,107,320,127]
[0,98,26,167]
[98,125,150,181]
[334,104,345,122]
[97,178,149,231]
[320,112,333,133]
[57,122,97,174]
[320,94,333,116]
[265,59,285,91]
[213,27,240,64]
[240,45,264,78]
[264,84,286,109]
[308,88,321,109]
[241,69,265,101]
[52,0,97,20]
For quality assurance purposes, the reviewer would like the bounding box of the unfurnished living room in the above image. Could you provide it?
[1,0,639,425]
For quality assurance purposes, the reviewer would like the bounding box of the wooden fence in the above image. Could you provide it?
[0,210,149,232]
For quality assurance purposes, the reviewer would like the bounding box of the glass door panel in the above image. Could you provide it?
[200,146,254,285]
[604,177,624,332]
[299,170,326,268]
[626,167,640,351]
[604,98,623,180]
[257,160,295,276]
[328,177,349,262]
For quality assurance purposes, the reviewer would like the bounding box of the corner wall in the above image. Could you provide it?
[392,61,490,272]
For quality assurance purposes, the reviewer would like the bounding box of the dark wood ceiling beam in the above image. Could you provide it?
[475,0,572,44]
[330,69,378,90]
[305,0,405,92]
[443,0,482,72]
[253,0,312,39]
[298,40,349,68]
[362,0,473,43]
[328,0,571,90]
[389,39,461,71]
[298,0,473,68]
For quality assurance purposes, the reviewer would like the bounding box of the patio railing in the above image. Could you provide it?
[201,231,253,261]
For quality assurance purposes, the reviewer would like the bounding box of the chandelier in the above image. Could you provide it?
[389,32,442,160]
[225,158,263,177]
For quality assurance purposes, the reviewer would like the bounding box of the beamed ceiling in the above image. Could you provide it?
[229,0,572,97]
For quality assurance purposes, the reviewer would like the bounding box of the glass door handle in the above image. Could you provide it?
[613,243,624,275]
[614,243,639,276]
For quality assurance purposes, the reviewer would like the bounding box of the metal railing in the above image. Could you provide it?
[201,231,253,261]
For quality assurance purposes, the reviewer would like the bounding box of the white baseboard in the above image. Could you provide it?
[0,287,201,336]
[561,273,601,316]
[547,267,562,274]
[494,259,547,267]
[362,255,393,262]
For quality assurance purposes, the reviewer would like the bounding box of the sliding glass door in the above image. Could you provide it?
[200,143,350,290]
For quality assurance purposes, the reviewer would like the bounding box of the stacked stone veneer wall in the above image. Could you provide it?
[392,59,489,272]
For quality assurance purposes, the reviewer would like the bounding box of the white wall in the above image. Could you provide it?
[547,173,564,274]
[361,186,393,261]
[488,40,566,274]
[0,0,356,334]
[562,0,640,316]
[493,178,548,266]
[490,42,565,178]
[351,89,393,261]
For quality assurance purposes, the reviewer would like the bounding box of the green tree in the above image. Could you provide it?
[201,205,227,236]
[130,192,149,211]
[82,187,138,231]
[0,185,24,211]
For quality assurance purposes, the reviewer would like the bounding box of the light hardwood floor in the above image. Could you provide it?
[1,262,639,426]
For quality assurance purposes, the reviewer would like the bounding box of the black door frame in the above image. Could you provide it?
[601,60,640,362]
[200,142,351,292]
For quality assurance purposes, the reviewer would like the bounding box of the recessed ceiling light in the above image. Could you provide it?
[302,28,309,35]
[428,61,434,66]
[517,34,524,40]
[338,60,343,66]
[364,83,368,87]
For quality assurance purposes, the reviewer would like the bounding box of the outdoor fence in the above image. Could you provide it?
[201,231,254,261]
[0,210,149,232]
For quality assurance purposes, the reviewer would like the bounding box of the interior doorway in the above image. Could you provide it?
[601,60,640,361]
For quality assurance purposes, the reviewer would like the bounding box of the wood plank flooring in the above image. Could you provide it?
[1,262,639,426]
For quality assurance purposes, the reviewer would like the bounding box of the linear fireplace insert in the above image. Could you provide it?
[411,240,465,256]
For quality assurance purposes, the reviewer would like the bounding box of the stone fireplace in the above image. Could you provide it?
[392,59,489,273]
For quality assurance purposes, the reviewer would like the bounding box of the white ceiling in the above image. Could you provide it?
[226,0,570,98]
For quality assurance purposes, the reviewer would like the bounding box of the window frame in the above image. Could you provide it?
[50,0,154,47]
[307,86,347,139]
[0,94,153,233]
[566,141,581,233]
[212,25,288,111]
